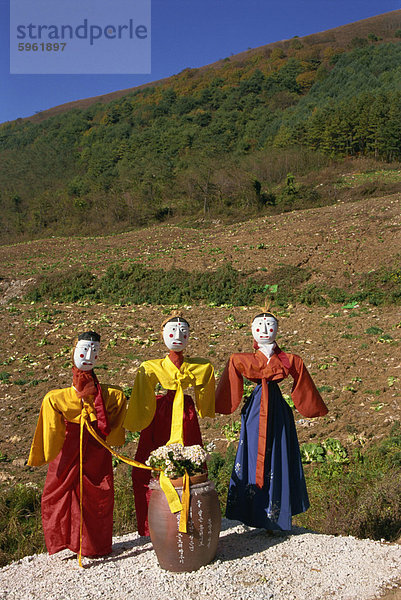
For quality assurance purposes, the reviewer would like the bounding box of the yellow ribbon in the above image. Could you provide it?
[84,419,154,470]
[164,368,196,533]
[159,473,184,513]
[78,408,85,568]
[159,471,190,533]
[78,409,154,568]
[179,472,190,533]
[168,368,196,445]
[78,409,192,565]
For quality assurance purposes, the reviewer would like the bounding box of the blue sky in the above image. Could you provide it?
[1,0,400,124]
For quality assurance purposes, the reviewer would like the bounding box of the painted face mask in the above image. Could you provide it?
[73,339,100,371]
[251,314,278,347]
[162,319,190,352]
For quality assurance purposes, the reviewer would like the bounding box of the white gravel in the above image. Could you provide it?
[0,519,400,600]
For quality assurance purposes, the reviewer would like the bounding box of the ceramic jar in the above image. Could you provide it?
[148,474,221,572]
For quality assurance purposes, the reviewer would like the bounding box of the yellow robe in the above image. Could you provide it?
[28,384,126,466]
[124,356,215,445]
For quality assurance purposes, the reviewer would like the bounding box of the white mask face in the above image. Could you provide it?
[163,320,190,352]
[73,340,100,371]
[252,315,278,346]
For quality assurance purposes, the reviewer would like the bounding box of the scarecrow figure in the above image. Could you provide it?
[124,315,215,536]
[215,312,328,530]
[28,331,126,558]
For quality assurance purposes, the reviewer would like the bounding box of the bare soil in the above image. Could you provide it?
[0,193,400,489]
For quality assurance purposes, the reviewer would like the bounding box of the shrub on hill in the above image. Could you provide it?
[25,264,268,306]
[24,262,401,307]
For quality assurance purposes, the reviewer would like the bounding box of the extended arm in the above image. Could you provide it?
[27,392,66,466]
[103,386,127,446]
[124,363,159,432]
[215,355,244,415]
[194,362,216,418]
[290,355,328,417]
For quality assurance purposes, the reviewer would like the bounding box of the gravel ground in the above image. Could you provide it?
[1,520,400,600]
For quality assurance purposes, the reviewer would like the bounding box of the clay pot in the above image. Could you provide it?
[148,474,221,572]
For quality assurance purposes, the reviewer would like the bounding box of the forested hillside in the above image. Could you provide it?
[1,11,401,241]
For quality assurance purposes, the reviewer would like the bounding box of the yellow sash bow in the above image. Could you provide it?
[124,357,215,433]
[168,367,197,444]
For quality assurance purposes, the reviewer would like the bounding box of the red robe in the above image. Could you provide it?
[42,422,114,557]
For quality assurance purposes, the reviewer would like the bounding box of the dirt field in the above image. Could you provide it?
[0,193,400,488]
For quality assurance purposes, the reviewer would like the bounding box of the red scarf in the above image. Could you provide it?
[168,350,184,369]
[72,366,110,436]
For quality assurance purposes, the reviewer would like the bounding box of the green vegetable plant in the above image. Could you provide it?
[283,393,295,408]
[300,442,326,463]
[222,420,241,442]
[300,438,348,464]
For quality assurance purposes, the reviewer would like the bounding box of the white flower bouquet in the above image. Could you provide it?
[146,443,208,479]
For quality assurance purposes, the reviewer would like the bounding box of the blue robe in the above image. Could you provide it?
[226,381,309,530]
[215,348,328,530]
